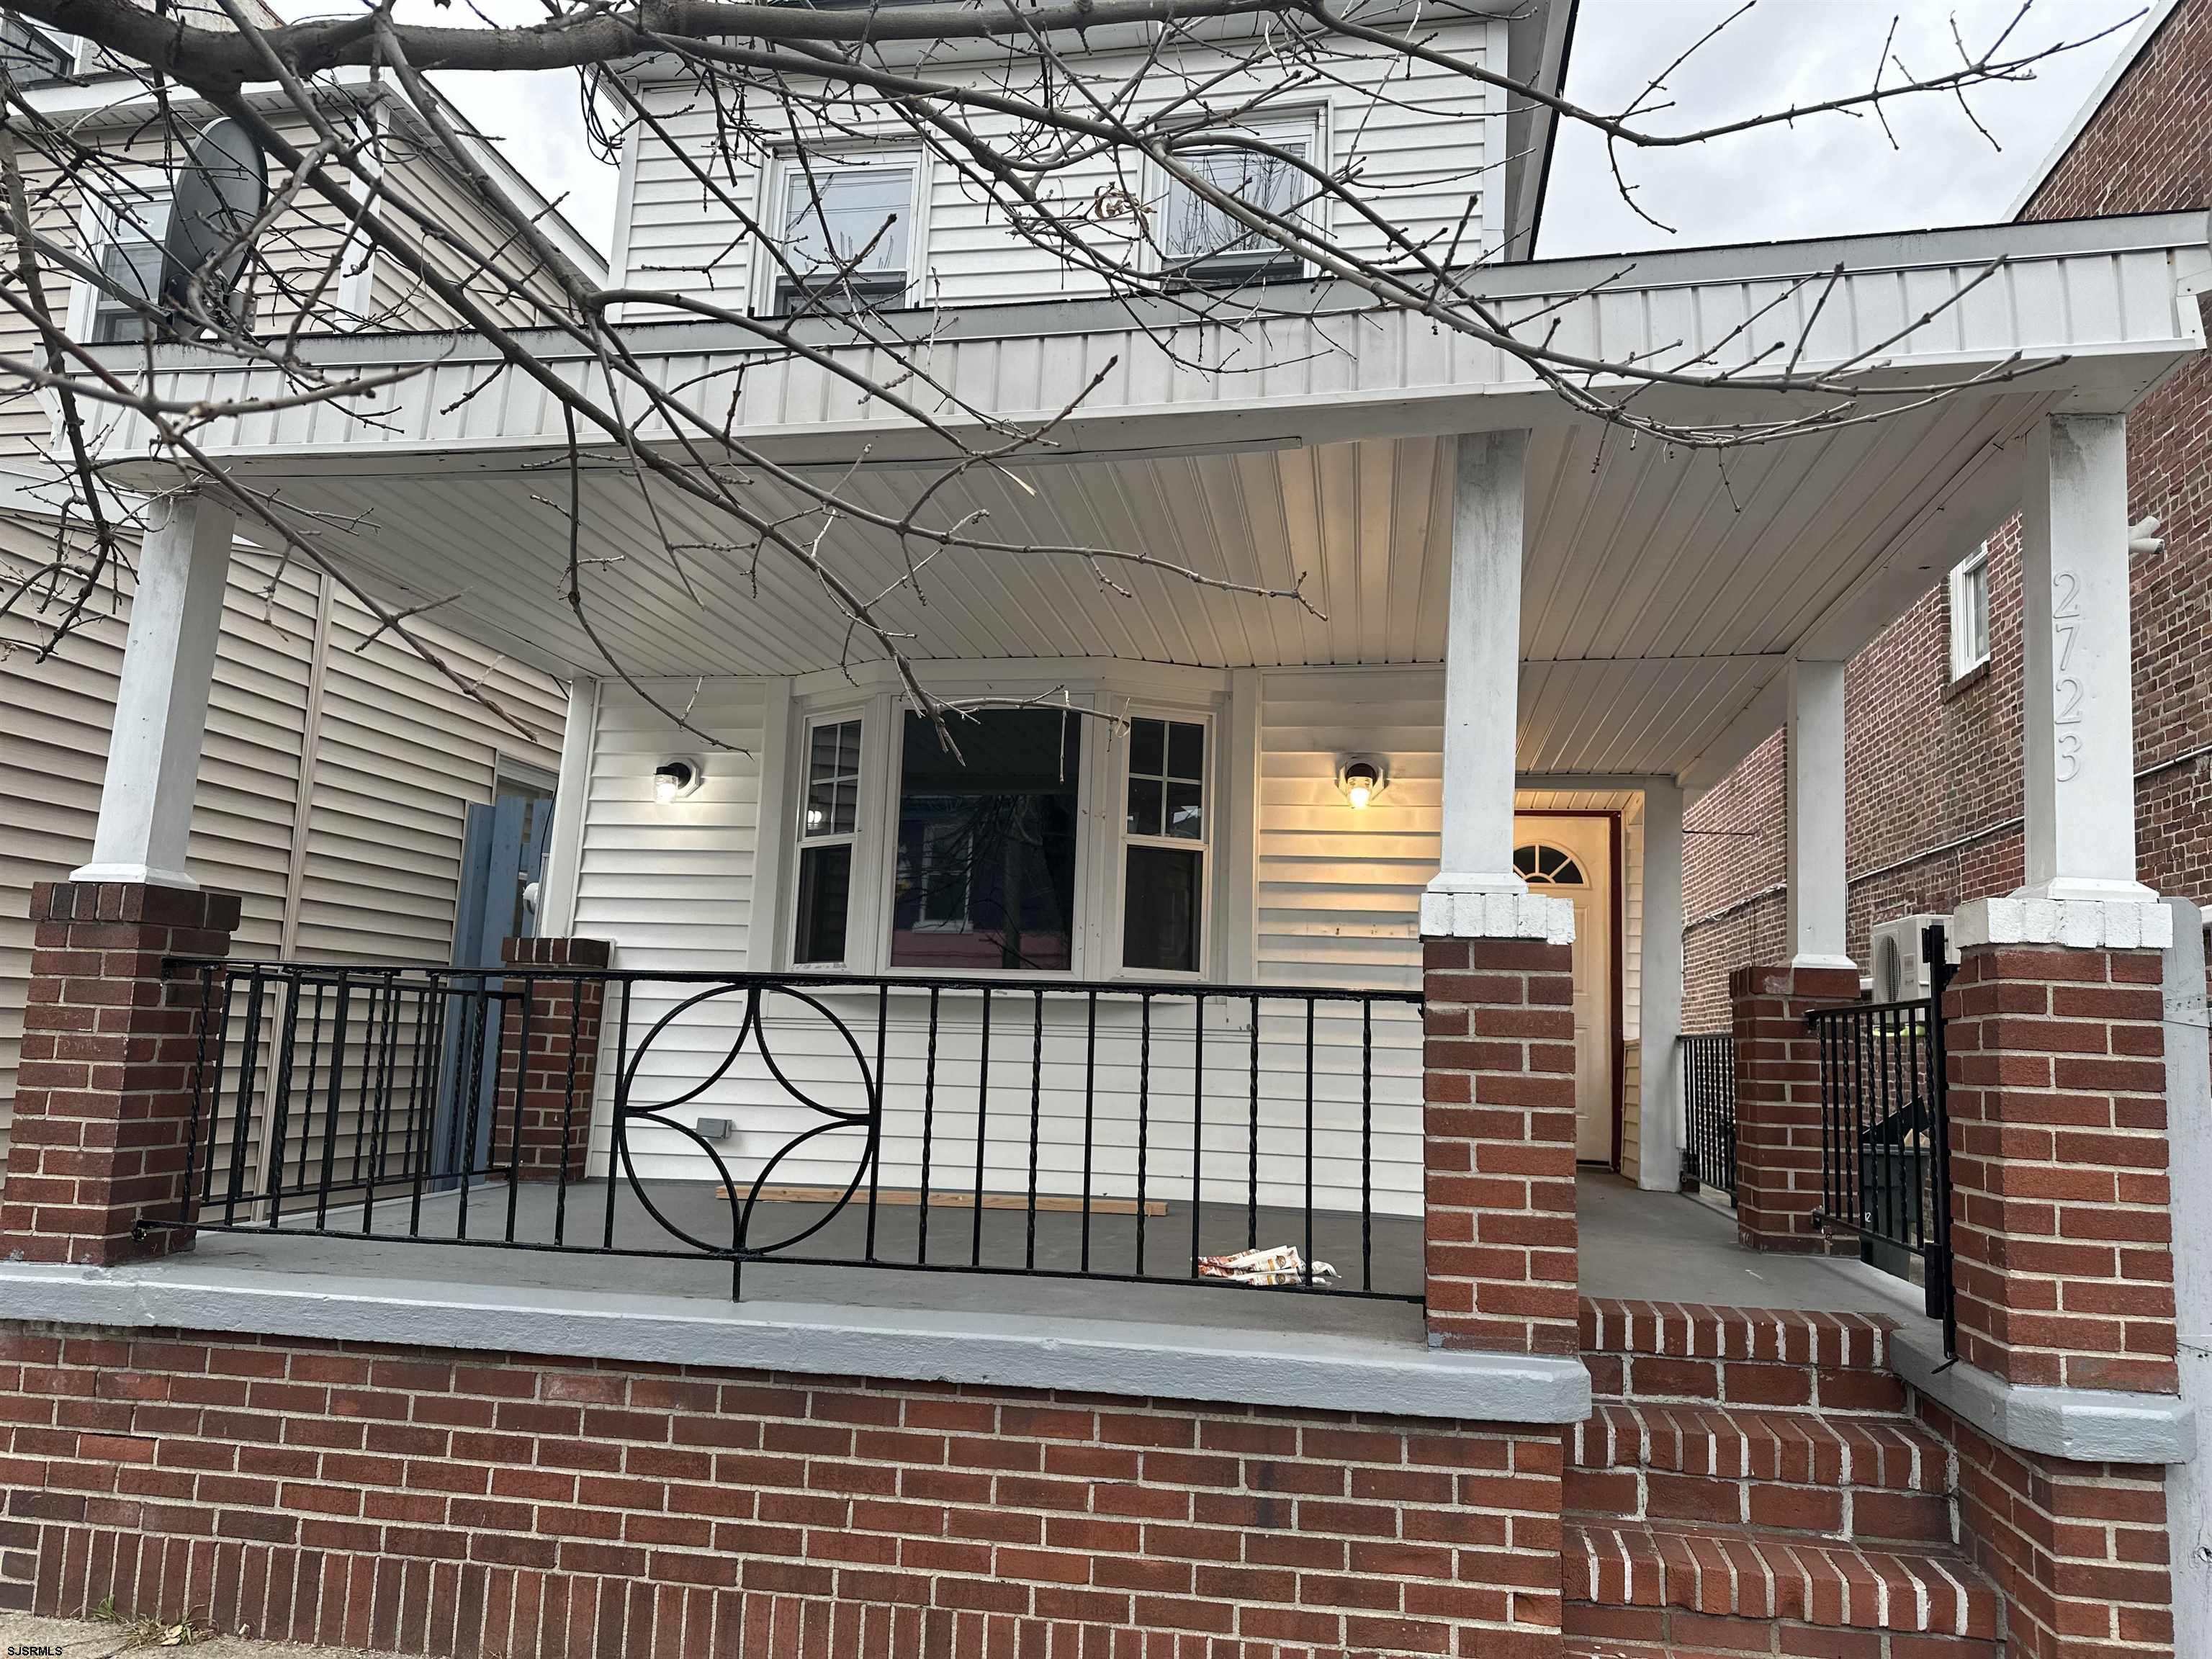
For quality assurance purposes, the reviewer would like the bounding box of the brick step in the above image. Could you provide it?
[1564,1521,2000,1642]
[1581,1300,1905,1412]
[1566,1403,1954,1542]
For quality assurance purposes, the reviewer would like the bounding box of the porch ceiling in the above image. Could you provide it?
[201,382,2046,783]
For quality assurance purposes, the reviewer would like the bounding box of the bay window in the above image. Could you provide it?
[779,688,1221,980]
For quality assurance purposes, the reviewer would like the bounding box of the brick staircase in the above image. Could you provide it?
[1565,1299,2002,1659]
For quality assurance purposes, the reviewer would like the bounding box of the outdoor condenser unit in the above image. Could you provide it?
[1868,913,1955,1003]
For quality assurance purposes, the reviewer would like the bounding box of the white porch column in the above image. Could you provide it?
[1426,429,1537,933]
[534,674,601,938]
[1637,778,1685,1192]
[70,492,236,891]
[2018,414,2153,904]
[1783,658,1852,969]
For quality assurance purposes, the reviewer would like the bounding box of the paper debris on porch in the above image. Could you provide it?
[1197,1244,1336,1287]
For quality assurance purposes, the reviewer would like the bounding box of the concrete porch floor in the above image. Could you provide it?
[179,1170,1925,1342]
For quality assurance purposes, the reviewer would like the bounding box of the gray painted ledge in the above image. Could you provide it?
[0,1262,1592,1424]
[1892,1324,2196,1465]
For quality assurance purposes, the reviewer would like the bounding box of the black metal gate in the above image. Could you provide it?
[1807,923,1957,1350]
[1678,1033,1737,1204]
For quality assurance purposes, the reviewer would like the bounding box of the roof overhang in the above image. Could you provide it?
[81,211,2211,788]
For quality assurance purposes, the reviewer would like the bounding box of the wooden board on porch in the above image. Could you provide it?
[714,1184,1167,1216]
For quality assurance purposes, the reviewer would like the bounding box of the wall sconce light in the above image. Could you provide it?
[654,755,704,804]
[1336,755,1387,810]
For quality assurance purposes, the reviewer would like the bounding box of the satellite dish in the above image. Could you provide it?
[158,118,268,329]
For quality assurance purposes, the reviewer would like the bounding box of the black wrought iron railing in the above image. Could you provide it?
[156,961,1426,1303]
[1807,925,1957,1346]
[1678,1032,1737,1203]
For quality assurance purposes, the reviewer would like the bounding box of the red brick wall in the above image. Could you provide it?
[1683,0,2212,1019]
[1921,1398,2175,1659]
[1943,944,2178,1395]
[1421,937,1579,1357]
[491,938,611,1184]
[0,882,240,1267]
[0,1324,1568,1659]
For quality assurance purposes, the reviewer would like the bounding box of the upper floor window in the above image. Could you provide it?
[771,156,917,315]
[86,193,171,345]
[0,14,72,80]
[1948,543,1990,681]
[1156,116,1318,287]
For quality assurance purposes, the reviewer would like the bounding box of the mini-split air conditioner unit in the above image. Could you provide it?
[1868,913,1958,1004]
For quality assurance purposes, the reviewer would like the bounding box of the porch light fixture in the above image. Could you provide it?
[1336,755,1387,810]
[654,756,704,804]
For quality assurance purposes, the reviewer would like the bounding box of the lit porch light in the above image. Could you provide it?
[1336,756,1387,810]
[654,756,704,804]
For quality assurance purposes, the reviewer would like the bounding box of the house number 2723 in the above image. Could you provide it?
[2053,568,2084,782]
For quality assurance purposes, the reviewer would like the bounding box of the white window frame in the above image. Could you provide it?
[1145,109,1327,284]
[69,181,174,345]
[788,710,868,969]
[1948,543,1991,681]
[777,676,1228,981]
[756,148,927,318]
[1113,709,1214,980]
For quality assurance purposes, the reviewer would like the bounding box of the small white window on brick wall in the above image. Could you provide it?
[1948,543,1990,681]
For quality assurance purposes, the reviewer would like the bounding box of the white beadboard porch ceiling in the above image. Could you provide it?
[220,382,2044,782]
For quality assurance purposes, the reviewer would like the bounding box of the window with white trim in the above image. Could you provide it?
[769,155,919,315]
[889,709,1081,972]
[792,716,863,965]
[1948,544,1990,681]
[1122,716,1207,974]
[86,193,172,345]
[1155,115,1319,286]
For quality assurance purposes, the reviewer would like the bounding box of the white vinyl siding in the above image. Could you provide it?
[0,514,565,1164]
[619,20,1500,319]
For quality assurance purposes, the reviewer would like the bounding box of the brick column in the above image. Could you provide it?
[0,880,240,1266]
[490,937,610,1183]
[1729,962,1861,1252]
[1422,929,1579,1357]
[1943,940,2177,1394]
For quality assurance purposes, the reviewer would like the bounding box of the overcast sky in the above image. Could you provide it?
[359,0,2157,265]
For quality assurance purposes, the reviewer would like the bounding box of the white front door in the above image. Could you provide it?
[1514,815,1615,1166]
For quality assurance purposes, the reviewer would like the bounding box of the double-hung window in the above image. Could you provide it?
[88,193,171,345]
[1156,117,1318,286]
[1948,544,1990,681]
[1121,716,1207,974]
[793,718,863,965]
[771,156,917,315]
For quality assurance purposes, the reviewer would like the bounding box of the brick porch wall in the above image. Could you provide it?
[1727,963,1860,1254]
[0,881,240,1267]
[1923,1398,2175,1659]
[490,938,611,1184]
[1421,936,1579,1357]
[0,1323,1568,1659]
[1943,943,2179,1395]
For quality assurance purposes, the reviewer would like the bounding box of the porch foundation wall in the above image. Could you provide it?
[1943,942,2180,1395]
[0,881,240,1267]
[1421,935,1579,1357]
[492,938,611,1184]
[0,1321,1568,1659]
[1727,963,1860,1253]
[1917,1395,2175,1659]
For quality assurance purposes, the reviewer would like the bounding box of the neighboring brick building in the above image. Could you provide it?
[1683,0,2212,1028]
